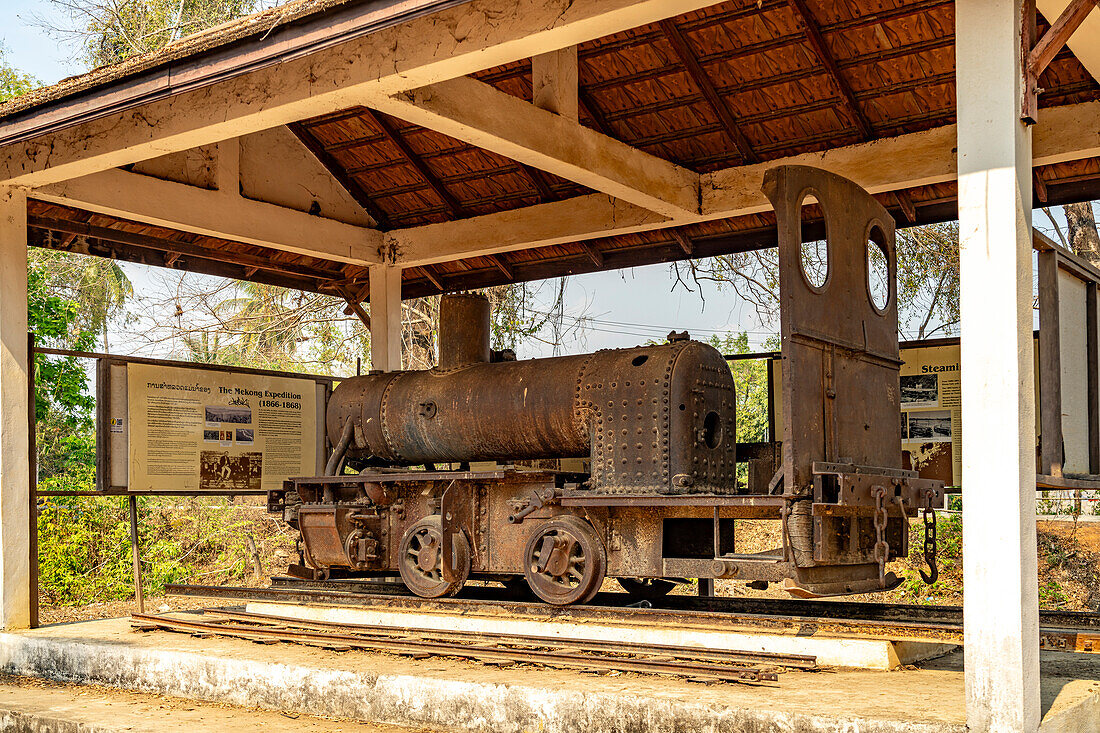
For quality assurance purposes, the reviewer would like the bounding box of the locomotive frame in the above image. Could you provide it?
[267,165,945,605]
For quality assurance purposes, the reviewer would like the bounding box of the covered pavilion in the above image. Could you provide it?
[1,0,1099,728]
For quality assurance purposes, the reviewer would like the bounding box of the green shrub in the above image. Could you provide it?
[37,466,296,606]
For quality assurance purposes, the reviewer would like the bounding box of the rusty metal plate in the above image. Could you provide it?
[830,473,945,510]
[297,506,346,568]
[764,165,902,496]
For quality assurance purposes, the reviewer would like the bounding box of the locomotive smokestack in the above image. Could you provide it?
[438,293,490,370]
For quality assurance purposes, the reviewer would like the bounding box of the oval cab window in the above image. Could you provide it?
[867,225,890,313]
[799,194,828,289]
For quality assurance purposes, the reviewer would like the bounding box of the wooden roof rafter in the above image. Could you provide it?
[418,265,446,291]
[785,0,874,140]
[657,19,759,164]
[288,120,392,229]
[361,108,466,219]
[30,214,348,284]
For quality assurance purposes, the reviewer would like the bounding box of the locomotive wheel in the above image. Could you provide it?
[523,516,606,605]
[617,577,678,600]
[398,516,470,598]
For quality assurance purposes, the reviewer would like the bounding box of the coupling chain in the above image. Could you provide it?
[871,486,889,587]
[919,489,939,585]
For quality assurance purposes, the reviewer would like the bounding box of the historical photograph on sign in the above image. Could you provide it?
[907,410,952,442]
[236,428,254,444]
[900,373,939,408]
[199,450,262,491]
[205,405,252,425]
[202,429,220,442]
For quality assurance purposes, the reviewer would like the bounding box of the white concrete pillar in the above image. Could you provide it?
[0,187,30,629]
[368,265,402,371]
[956,1,1041,730]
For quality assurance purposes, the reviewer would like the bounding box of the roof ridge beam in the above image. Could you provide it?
[373,76,700,218]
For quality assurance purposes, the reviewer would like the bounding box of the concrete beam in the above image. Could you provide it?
[368,265,402,371]
[1037,0,1100,84]
[389,194,667,267]
[705,100,1100,216]
[374,77,700,218]
[0,0,725,187]
[215,138,239,196]
[532,47,579,120]
[36,169,382,266]
[957,0,1041,730]
[0,187,30,629]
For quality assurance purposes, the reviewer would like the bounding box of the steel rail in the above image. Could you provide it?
[165,582,1100,653]
[264,578,1100,630]
[130,612,779,684]
[198,607,818,669]
[166,583,966,643]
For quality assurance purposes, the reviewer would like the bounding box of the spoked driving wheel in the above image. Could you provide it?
[523,516,606,605]
[617,577,678,601]
[398,515,470,598]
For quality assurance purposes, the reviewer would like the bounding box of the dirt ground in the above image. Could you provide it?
[38,595,231,625]
[669,517,1100,610]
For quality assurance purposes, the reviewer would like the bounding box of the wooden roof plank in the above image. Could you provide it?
[785,0,874,140]
[362,108,465,218]
[657,19,759,165]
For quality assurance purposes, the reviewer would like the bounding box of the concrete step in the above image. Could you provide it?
[0,673,440,733]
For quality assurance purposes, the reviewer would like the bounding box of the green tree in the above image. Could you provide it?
[0,45,39,102]
[676,221,961,341]
[30,248,133,351]
[707,331,778,445]
[39,0,276,68]
[29,260,99,476]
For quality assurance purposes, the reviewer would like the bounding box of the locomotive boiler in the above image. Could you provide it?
[268,165,945,605]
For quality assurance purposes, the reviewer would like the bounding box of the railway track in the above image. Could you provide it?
[165,580,1100,653]
[259,577,1100,630]
[132,607,809,684]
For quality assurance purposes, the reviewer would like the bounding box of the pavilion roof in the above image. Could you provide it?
[12,0,1100,298]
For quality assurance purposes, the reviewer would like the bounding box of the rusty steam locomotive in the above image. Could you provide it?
[268,166,945,605]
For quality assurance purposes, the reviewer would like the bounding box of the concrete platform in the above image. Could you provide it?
[0,616,1099,732]
[0,674,427,732]
[244,599,955,670]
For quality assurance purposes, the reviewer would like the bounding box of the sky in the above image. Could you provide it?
[1,1,79,86]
